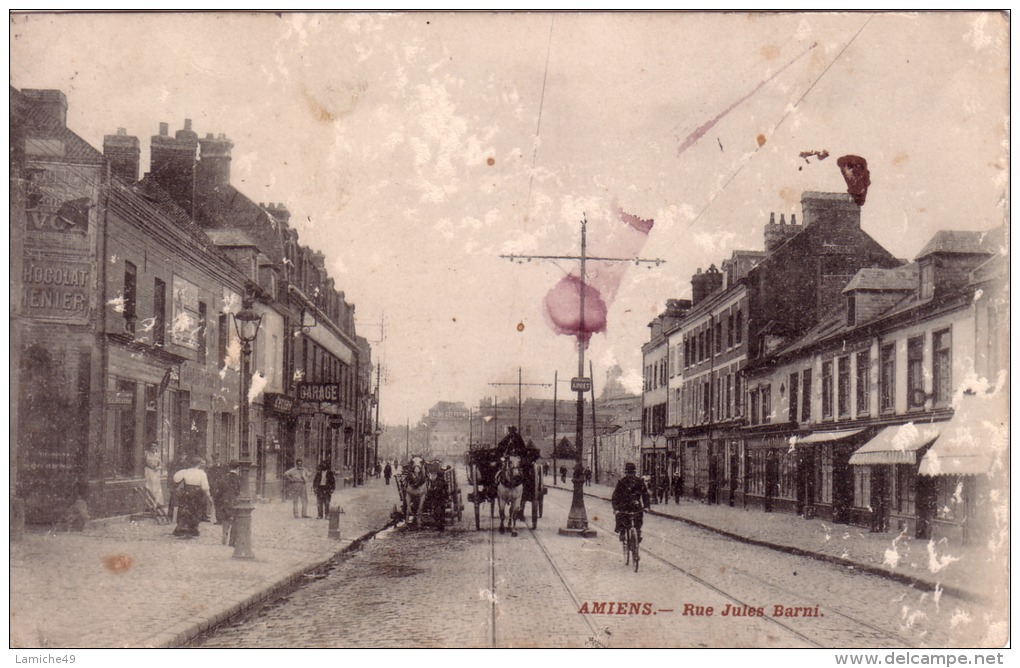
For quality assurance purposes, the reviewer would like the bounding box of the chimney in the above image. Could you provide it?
[197,131,233,192]
[103,128,140,183]
[764,209,803,252]
[691,264,723,305]
[150,119,199,215]
[265,202,291,225]
[20,89,68,128]
[800,191,860,229]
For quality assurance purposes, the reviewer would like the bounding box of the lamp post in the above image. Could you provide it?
[232,292,263,560]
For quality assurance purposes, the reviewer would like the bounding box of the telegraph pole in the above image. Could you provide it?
[502,215,663,537]
[489,367,553,432]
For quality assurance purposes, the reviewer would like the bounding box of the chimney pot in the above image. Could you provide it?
[780,213,786,225]
[184,119,192,131]
[117,127,127,135]
[769,212,775,224]
[206,133,214,139]
[791,213,797,226]
[159,122,169,136]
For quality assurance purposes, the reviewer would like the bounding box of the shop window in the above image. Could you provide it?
[818,444,833,505]
[856,350,870,416]
[894,464,915,515]
[853,466,872,509]
[935,477,966,521]
[932,329,952,406]
[116,379,137,477]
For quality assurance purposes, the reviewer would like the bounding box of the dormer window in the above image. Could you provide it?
[919,260,934,300]
[846,293,856,326]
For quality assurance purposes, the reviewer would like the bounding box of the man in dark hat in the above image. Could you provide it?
[497,425,526,458]
[611,462,651,544]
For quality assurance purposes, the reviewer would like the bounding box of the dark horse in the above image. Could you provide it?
[495,455,523,536]
[402,455,429,528]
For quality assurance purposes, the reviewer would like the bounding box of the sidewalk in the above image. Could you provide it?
[10,478,402,649]
[548,479,1007,604]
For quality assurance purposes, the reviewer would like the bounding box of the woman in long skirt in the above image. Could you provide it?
[172,457,212,538]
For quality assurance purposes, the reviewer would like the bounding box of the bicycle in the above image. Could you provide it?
[616,510,641,572]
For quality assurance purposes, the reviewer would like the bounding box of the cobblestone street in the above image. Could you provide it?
[192,485,999,649]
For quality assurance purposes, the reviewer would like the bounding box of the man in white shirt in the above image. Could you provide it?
[284,459,310,518]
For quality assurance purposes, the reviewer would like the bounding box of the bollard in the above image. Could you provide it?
[328,504,344,539]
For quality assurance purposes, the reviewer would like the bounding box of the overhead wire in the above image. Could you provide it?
[681,15,874,231]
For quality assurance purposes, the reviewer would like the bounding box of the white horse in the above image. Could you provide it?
[495,455,524,537]
[402,455,429,528]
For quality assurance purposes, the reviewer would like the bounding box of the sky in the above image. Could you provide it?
[9,11,1010,425]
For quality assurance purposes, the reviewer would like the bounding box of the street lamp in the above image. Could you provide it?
[232,291,263,560]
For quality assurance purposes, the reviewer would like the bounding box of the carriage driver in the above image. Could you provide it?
[497,425,526,458]
[611,462,651,543]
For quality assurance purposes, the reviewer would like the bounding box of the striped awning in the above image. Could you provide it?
[794,429,864,444]
[849,423,942,466]
[919,395,1008,477]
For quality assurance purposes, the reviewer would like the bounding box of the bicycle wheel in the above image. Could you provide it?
[629,527,640,572]
[623,530,630,565]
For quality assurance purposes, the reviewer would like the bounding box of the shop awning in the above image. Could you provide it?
[919,395,1008,477]
[849,423,942,466]
[794,429,864,444]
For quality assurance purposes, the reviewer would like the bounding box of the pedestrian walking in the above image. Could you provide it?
[313,460,336,519]
[218,461,241,546]
[559,466,567,484]
[584,467,592,486]
[172,457,213,538]
[384,462,392,485]
[542,462,549,479]
[166,450,188,521]
[672,473,682,504]
[375,462,382,479]
[143,443,165,509]
[284,459,310,518]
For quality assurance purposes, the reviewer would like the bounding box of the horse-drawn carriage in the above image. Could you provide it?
[396,455,463,530]
[466,447,545,535]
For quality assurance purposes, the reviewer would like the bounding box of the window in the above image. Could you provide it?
[856,350,870,416]
[919,260,934,300]
[218,314,228,369]
[197,302,207,364]
[735,309,743,344]
[801,369,812,421]
[683,337,690,369]
[894,464,915,515]
[734,374,742,417]
[853,467,872,509]
[725,374,733,418]
[821,360,834,419]
[907,336,924,409]
[846,294,856,326]
[933,329,952,406]
[702,381,710,422]
[715,321,722,354]
[115,378,137,477]
[838,356,850,417]
[749,389,760,425]
[698,332,705,363]
[727,313,734,348]
[153,278,166,346]
[788,372,799,422]
[880,343,896,412]
[761,384,772,423]
[123,262,137,334]
[818,444,833,505]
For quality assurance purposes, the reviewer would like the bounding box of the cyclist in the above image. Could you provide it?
[612,462,651,544]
